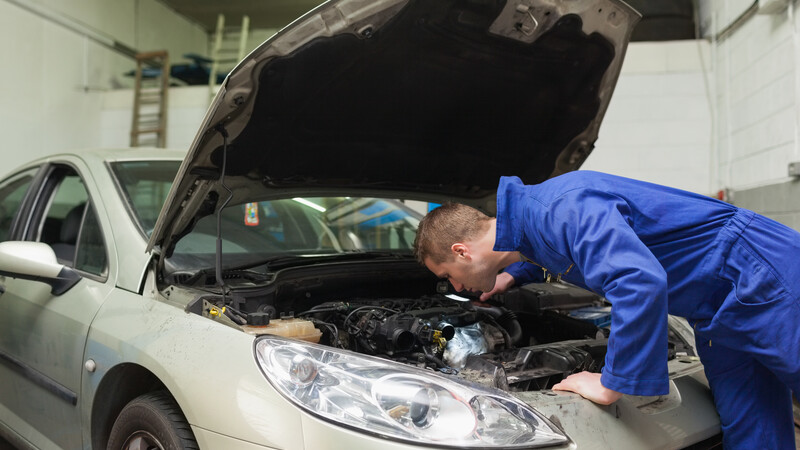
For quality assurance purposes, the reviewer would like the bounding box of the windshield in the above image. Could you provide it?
[167,197,422,272]
[109,160,181,237]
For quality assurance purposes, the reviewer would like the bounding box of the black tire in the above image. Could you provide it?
[107,391,199,450]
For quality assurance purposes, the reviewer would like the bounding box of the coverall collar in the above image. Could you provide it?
[494,176,528,253]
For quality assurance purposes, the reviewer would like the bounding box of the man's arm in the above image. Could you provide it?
[479,272,515,301]
[502,260,544,284]
[479,262,544,301]
[545,189,671,397]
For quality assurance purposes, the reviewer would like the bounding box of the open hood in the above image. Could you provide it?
[148,0,640,254]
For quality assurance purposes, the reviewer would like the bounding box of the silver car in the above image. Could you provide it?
[0,0,722,449]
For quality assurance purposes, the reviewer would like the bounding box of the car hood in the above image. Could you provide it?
[148,0,640,255]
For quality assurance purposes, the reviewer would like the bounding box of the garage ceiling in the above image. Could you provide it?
[161,0,325,31]
[160,0,697,41]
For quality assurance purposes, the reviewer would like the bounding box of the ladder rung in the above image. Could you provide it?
[136,120,161,125]
[136,50,168,60]
[132,128,164,135]
[134,118,162,124]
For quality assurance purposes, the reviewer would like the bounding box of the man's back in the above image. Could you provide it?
[498,170,758,319]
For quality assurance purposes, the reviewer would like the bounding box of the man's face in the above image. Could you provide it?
[424,245,497,294]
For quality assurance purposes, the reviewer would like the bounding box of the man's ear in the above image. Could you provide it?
[451,243,470,260]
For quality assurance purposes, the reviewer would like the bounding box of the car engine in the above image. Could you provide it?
[291,291,615,392]
[182,262,696,392]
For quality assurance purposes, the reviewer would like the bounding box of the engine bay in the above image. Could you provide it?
[180,260,696,392]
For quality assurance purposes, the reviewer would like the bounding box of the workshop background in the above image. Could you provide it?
[0,0,798,230]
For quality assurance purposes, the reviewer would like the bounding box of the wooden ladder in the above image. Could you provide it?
[209,14,250,100]
[131,50,170,147]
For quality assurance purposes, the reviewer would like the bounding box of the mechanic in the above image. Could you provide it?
[413,171,800,449]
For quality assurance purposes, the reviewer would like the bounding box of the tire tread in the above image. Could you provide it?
[107,390,199,450]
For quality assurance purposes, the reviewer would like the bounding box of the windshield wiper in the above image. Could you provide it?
[243,251,415,271]
[182,252,414,286]
[180,267,272,287]
[180,252,417,290]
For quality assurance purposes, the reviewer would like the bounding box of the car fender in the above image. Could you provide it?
[81,271,305,449]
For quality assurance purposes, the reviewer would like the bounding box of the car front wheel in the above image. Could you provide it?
[107,391,198,450]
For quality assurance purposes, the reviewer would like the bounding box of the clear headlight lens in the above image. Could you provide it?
[255,336,568,448]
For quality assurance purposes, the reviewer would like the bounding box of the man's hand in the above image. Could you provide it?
[479,272,516,301]
[552,372,623,405]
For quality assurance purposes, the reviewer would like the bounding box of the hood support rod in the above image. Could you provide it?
[215,124,233,296]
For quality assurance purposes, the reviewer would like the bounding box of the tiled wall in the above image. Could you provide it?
[709,2,797,189]
[583,41,715,196]
[733,180,800,229]
[697,0,800,230]
[0,0,207,177]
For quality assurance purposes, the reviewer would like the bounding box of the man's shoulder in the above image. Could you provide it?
[546,170,613,185]
[499,171,631,207]
[534,170,610,197]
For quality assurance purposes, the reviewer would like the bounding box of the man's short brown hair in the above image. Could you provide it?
[413,203,492,264]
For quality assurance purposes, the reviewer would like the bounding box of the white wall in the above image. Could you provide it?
[209,27,279,76]
[99,29,283,152]
[246,29,280,57]
[0,0,208,177]
[100,85,211,150]
[584,40,715,195]
[698,0,800,191]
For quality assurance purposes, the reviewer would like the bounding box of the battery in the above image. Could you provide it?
[568,306,612,328]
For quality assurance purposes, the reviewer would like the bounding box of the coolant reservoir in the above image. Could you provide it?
[242,318,322,343]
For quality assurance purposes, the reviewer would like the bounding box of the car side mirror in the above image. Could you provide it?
[0,241,81,295]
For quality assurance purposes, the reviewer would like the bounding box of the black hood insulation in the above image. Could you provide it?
[214,0,615,198]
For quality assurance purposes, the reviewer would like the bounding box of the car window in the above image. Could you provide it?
[168,197,421,271]
[74,202,107,276]
[172,199,321,255]
[37,169,107,277]
[109,160,180,237]
[321,198,420,250]
[0,169,37,241]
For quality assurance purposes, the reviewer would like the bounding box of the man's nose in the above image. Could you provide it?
[450,279,464,291]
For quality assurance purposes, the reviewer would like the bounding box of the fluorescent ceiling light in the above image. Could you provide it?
[293,198,326,212]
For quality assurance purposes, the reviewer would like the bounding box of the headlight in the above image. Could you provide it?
[255,336,568,448]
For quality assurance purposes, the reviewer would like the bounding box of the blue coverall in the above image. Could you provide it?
[497,172,800,449]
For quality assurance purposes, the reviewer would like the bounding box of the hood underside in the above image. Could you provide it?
[149,0,640,253]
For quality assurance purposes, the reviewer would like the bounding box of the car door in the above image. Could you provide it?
[0,163,113,449]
